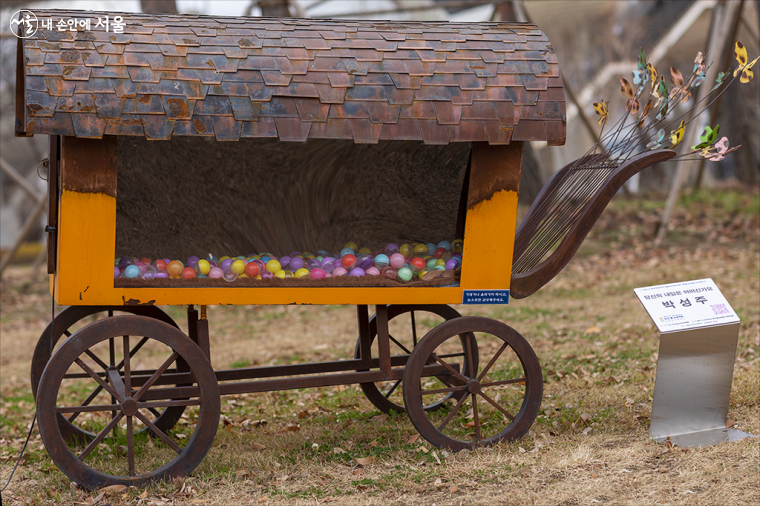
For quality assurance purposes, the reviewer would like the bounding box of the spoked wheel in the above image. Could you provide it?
[403,317,542,451]
[37,315,220,489]
[354,305,478,414]
[31,306,186,444]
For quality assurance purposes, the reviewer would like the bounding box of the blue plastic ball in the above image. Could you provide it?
[124,265,140,279]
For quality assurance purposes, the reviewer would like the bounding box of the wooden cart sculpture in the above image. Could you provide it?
[16,10,676,488]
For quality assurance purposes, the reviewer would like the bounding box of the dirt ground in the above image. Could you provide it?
[1,187,758,506]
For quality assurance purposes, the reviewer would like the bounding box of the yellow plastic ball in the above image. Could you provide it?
[266,259,282,273]
[435,258,446,267]
[274,269,286,279]
[413,243,428,257]
[231,259,246,275]
[452,239,464,253]
[358,247,371,255]
[399,243,411,257]
[418,270,428,279]
[196,259,210,275]
[295,268,310,279]
[345,242,358,251]
[219,256,230,262]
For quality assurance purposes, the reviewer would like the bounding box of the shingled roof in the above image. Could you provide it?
[16,9,565,145]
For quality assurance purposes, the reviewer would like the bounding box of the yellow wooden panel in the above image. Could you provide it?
[459,189,518,291]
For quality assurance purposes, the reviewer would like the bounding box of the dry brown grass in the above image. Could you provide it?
[1,188,758,505]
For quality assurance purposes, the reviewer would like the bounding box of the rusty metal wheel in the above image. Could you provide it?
[403,317,542,451]
[37,315,219,489]
[31,306,186,445]
[354,305,478,414]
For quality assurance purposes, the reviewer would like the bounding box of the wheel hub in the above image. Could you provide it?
[466,379,481,394]
[120,397,138,416]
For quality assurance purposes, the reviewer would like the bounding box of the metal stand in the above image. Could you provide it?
[650,322,757,447]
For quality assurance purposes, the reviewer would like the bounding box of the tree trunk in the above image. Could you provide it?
[140,0,178,14]
[260,0,291,17]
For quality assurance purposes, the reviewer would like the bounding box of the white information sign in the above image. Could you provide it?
[634,278,739,333]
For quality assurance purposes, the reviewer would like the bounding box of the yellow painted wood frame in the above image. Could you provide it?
[53,137,523,307]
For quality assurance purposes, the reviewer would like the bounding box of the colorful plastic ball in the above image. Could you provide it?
[290,256,305,271]
[319,257,335,273]
[341,254,357,270]
[155,269,169,279]
[118,257,131,270]
[279,256,291,269]
[167,261,184,278]
[229,259,244,275]
[384,243,399,255]
[433,247,446,259]
[418,269,428,279]
[222,267,238,282]
[389,253,405,269]
[182,267,196,279]
[332,266,347,277]
[452,239,464,253]
[435,258,446,268]
[433,265,446,271]
[274,269,287,279]
[114,266,121,279]
[163,258,171,264]
[295,268,310,279]
[317,250,331,257]
[245,261,260,277]
[195,259,211,276]
[340,247,355,258]
[397,266,413,283]
[266,259,281,274]
[218,258,231,270]
[140,257,151,265]
[445,258,461,270]
[426,258,439,270]
[344,242,358,252]
[186,255,200,268]
[284,271,294,279]
[251,259,265,274]
[413,244,429,257]
[349,267,365,277]
[410,257,426,273]
[400,244,412,258]
[310,268,326,280]
[381,266,396,279]
[124,265,140,279]
[437,241,452,252]
[358,247,372,255]
[260,255,271,264]
[366,266,380,276]
[426,243,437,255]
[306,258,321,271]
[261,271,274,280]
[209,267,223,279]
[357,253,374,270]
[373,254,390,269]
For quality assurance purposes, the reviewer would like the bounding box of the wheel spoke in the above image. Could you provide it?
[148,407,161,418]
[471,394,482,442]
[479,391,515,422]
[477,342,509,382]
[79,412,124,461]
[420,385,466,396]
[411,310,417,348]
[437,390,469,431]
[122,335,131,395]
[135,411,181,454]
[126,416,135,477]
[430,352,469,384]
[138,399,201,409]
[67,384,104,422]
[75,357,120,399]
[109,338,115,367]
[63,329,71,338]
[465,334,476,378]
[133,352,179,401]
[383,379,402,399]
[480,377,527,388]
[83,349,109,371]
[388,334,412,355]
[115,337,149,370]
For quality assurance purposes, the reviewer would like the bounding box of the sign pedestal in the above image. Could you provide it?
[634,279,757,448]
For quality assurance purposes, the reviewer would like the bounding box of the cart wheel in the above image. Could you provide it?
[403,317,542,451]
[37,315,220,489]
[31,306,186,444]
[354,305,478,414]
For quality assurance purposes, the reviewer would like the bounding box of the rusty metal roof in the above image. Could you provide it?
[16,9,565,145]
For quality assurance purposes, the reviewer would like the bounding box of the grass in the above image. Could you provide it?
[0,188,758,505]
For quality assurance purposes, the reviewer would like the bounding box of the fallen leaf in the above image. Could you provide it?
[406,434,420,444]
[172,477,184,491]
[141,490,148,500]
[418,446,429,454]
[580,413,591,422]
[356,484,369,491]
[352,469,364,476]
[371,414,388,422]
[585,326,602,334]
[333,447,346,454]
[519,447,526,453]
[258,496,269,503]
[591,473,598,479]
[252,442,266,451]
[657,467,667,473]
[449,485,459,493]
[235,469,249,478]
[101,484,126,495]
[726,419,736,428]
[369,440,379,447]
[434,478,444,487]
[356,456,375,466]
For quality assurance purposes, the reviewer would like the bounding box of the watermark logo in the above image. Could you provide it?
[9,10,38,38]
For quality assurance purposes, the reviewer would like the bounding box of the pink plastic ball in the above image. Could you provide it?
[209,267,224,279]
[333,266,347,277]
[310,268,326,280]
[366,266,380,276]
[390,253,405,269]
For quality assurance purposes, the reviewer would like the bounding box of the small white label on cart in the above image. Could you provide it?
[634,278,739,333]
[462,290,510,304]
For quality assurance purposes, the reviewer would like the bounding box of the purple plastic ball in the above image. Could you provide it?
[261,271,274,280]
[384,243,399,255]
[155,269,169,279]
[349,267,365,277]
[445,258,461,270]
[186,255,200,268]
[306,258,321,271]
[114,266,121,279]
[320,257,336,273]
[220,258,233,270]
[290,256,305,271]
[279,256,291,269]
[118,257,131,270]
[357,253,374,270]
